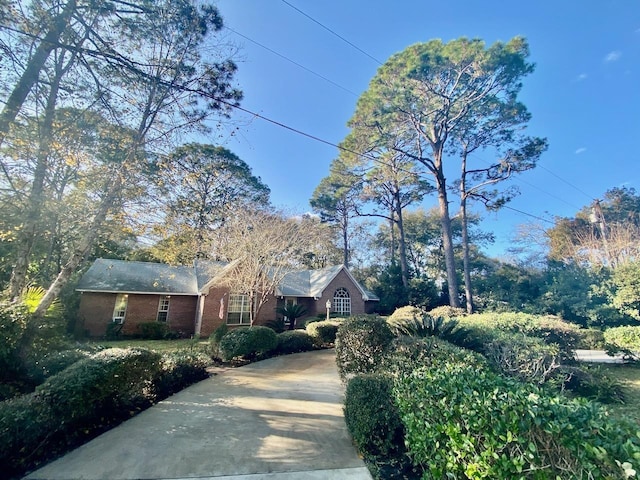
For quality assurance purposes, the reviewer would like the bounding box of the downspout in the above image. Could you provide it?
[195,294,205,336]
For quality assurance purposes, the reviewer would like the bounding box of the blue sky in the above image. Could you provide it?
[210,0,639,257]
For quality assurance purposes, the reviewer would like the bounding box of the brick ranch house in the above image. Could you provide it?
[77,258,379,337]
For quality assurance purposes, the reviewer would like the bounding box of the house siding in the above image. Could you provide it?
[320,270,367,317]
[78,292,197,337]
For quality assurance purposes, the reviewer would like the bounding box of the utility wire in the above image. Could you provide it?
[536,163,596,202]
[502,205,555,224]
[225,26,359,97]
[280,0,383,65]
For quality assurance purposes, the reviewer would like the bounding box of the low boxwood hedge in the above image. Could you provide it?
[276,330,315,354]
[218,326,277,361]
[306,320,341,345]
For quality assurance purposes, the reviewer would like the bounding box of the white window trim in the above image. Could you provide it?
[112,294,128,324]
[227,294,251,325]
[333,288,351,316]
[157,296,170,323]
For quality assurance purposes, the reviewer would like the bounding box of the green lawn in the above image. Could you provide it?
[95,338,209,353]
[601,364,640,426]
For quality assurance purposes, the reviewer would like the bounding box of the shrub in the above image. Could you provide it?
[218,326,277,361]
[605,326,640,355]
[427,305,466,319]
[387,314,480,350]
[0,348,163,477]
[264,318,286,333]
[576,328,606,349]
[209,323,228,357]
[394,362,640,479]
[344,374,404,458]
[387,305,426,323]
[306,320,341,345]
[483,332,562,385]
[383,336,486,376]
[154,350,210,398]
[460,312,582,361]
[26,349,90,385]
[335,315,394,381]
[276,330,315,354]
[137,321,175,340]
[555,364,625,403]
[105,321,124,340]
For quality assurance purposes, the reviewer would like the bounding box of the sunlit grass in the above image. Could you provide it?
[94,339,209,353]
[600,364,640,426]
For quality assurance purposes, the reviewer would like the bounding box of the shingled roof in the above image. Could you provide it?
[77,259,379,301]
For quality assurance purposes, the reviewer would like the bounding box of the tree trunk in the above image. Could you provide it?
[0,0,77,148]
[341,209,349,267]
[395,196,410,289]
[9,61,64,299]
[460,196,474,313]
[434,158,460,307]
[33,173,122,317]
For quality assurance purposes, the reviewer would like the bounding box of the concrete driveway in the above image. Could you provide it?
[25,349,371,480]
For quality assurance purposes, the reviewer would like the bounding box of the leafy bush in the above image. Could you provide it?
[394,361,640,479]
[344,374,404,458]
[605,326,640,354]
[387,305,426,323]
[154,350,210,398]
[555,364,625,403]
[387,314,480,350]
[483,332,562,385]
[105,321,125,340]
[306,320,341,345]
[26,349,90,385]
[276,330,315,354]
[209,323,228,357]
[460,312,582,360]
[137,321,175,340]
[218,326,277,361]
[335,315,394,381]
[0,302,30,377]
[264,318,286,333]
[427,305,466,319]
[576,328,606,349]
[382,336,487,377]
[0,348,163,477]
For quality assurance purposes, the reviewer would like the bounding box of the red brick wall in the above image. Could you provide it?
[78,292,197,337]
[319,269,367,316]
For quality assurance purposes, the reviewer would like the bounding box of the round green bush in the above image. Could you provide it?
[344,374,404,457]
[335,315,394,380]
[388,305,427,323]
[155,350,210,398]
[306,320,341,344]
[604,326,640,354]
[27,349,90,384]
[218,326,278,361]
[276,330,315,354]
[427,305,466,319]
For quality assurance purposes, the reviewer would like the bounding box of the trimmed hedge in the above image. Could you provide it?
[335,315,394,381]
[427,305,466,319]
[306,320,341,344]
[0,347,210,478]
[137,321,176,340]
[276,330,315,354]
[26,349,91,385]
[394,361,640,479]
[605,326,640,354]
[218,326,277,361]
[344,374,404,457]
[387,305,426,323]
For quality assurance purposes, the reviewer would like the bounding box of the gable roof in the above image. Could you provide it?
[77,259,379,302]
[76,258,197,295]
[279,265,379,302]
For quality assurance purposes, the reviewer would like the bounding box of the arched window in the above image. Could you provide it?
[333,288,351,316]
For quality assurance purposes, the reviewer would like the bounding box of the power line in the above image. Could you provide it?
[225,26,359,97]
[537,163,596,202]
[280,0,383,65]
[503,205,555,224]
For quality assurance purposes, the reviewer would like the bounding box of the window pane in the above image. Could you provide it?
[228,294,250,324]
[157,296,170,322]
[112,294,128,322]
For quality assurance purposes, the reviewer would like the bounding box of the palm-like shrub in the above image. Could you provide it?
[276,304,307,330]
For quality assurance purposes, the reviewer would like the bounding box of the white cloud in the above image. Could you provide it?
[575,147,587,154]
[576,73,588,81]
[604,50,622,62]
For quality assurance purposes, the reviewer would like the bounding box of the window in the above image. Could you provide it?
[157,296,170,322]
[112,294,128,324]
[227,294,251,325]
[333,288,351,316]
